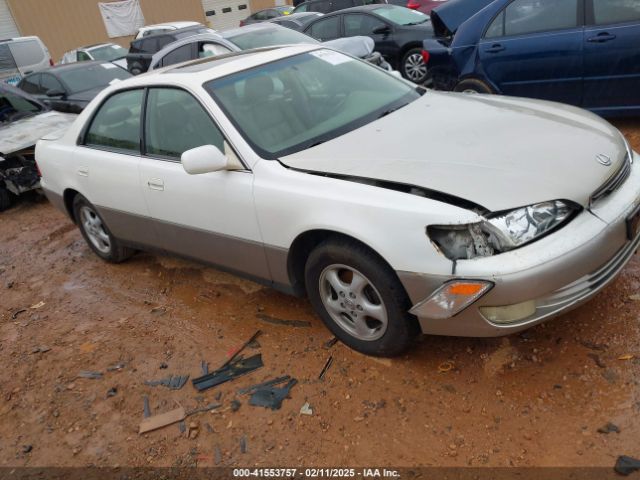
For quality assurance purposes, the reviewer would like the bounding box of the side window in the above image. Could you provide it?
[20,74,41,94]
[296,3,308,12]
[309,0,332,13]
[40,74,64,93]
[141,38,158,53]
[8,40,45,67]
[85,89,143,153]
[266,9,281,19]
[77,51,91,61]
[254,10,268,20]
[144,88,225,159]
[344,14,385,35]
[199,42,232,58]
[485,11,505,38]
[332,0,353,10]
[500,0,578,37]
[161,44,194,67]
[308,16,340,40]
[0,44,17,72]
[593,0,640,25]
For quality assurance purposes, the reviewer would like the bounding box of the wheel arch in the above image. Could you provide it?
[286,229,405,298]
[63,188,80,223]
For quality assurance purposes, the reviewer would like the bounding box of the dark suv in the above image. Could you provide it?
[126,26,211,74]
[293,0,386,15]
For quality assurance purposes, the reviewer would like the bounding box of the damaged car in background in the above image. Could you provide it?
[36,46,640,357]
[0,83,76,211]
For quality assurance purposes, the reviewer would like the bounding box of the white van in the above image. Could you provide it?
[0,36,52,86]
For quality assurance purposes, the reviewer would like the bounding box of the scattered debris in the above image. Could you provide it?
[318,356,334,380]
[240,435,247,453]
[188,422,199,439]
[618,354,635,361]
[178,421,186,434]
[628,294,640,301]
[615,456,640,476]
[22,445,32,454]
[77,371,103,379]
[159,362,168,369]
[205,423,214,433]
[192,354,263,392]
[256,313,311,328]
[597,422,620,434]
[215,391,223,402]
[238,376,292,395]
[150,306,167,315]
[580,340,608,352]
[11,308,27,320]
[300,402,313,416]
[185,403,221,416]
[323,337,338,349]
[230,399,241,412]
[144,375,189,390]
[107,363,126,372]
[222,330,262,369]
[139,406,186,434]
[143,396,151,418]
[438,361,454,373]
[106,387,118,398]
[249,378,297,410]
[31,345,51,354]
[201,360,209,376]
[30,301,45,309]
[587,353,607,369]
[214,445,222,465]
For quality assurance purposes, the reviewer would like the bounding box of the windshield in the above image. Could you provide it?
[275,5,294,13]
[205,50,421,158]
[0,90,43,125]
[58,63,131,94]
[223,28,318,49]
[88,44,128,61]
[372,5,429,25]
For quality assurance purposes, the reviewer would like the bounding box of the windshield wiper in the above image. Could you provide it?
[405,20,428,26]
[378,103,409,119]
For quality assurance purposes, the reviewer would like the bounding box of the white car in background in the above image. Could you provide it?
[36,45,640,357]
[60,43,128,69]
[135,21,203,39]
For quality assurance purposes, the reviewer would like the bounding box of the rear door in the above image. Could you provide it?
[477,0,584,105]
[342,13,395,58]
[583,0,640,113]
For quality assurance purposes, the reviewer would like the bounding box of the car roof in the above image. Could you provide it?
[142,21,201,29]
[85,43,123,51]
[321,4,396,15]
[220,22,287,38]
[31,60,113,75]
[136,25,206,41]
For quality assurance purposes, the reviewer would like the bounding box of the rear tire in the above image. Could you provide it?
[304,238,419,357]
[0,185,13,212]
[72,194,134,263]
[401,48,428,84]
[454,78,494,94]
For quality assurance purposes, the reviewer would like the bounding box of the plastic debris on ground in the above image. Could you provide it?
[144,374,189,390]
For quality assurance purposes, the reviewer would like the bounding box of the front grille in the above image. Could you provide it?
[590,153,631,206]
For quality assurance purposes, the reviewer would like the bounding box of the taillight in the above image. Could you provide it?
[421,50,430,64]
[407,1,419,8]
[49,58,54,66]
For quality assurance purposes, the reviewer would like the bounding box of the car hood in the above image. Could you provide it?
[0,111,77,156]
[279,92,628,212]
[431,0,494,36]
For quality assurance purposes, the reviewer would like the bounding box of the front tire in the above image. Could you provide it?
[401,48,428,84]
[453,78,494,94]
[305,239,419,357]
[72,194,133,263]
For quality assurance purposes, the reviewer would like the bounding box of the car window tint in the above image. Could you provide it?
[77,51,91,61]
[308,0,332,13]
[593,0,640,25]
[85,89,143,153]
[199,42,232,58]
[344,14,386,35]
[0,44,17,71]
[502,0,578,36]
[144,88,225,159]
[8,40,45,66]
[485,11,505,38]
[40,74,64,93]
[308,16,341,40]
[295,3,309,12]
[332,0,353,10]
[19,74,40,94]
[161,44,193,67]
[57,63,131,94]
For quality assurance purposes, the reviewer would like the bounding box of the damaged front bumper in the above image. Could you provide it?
[0,149,40,196]
[399,152,640,337]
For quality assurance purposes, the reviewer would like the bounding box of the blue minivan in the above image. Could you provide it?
[423,0,640,116]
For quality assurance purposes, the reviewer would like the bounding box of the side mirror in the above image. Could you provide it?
[181,144,229,175]
[372,25,391,35]
[46,88,65,98]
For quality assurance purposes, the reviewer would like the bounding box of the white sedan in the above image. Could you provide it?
[36,45,640,356]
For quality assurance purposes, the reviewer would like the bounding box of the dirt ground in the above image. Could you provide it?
[1,119,640,470]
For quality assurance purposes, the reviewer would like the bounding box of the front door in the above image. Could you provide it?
[137,87,270,279]
[478,0,584,105]
[582,0,640,113]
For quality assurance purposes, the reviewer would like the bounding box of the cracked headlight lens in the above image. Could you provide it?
[428,200,580,260]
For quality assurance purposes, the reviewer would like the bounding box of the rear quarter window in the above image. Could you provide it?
[8,40,45,67]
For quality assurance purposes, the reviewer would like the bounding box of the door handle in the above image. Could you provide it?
[147,179,164,191]
[587,32,616,43]
[77,167,89,177]
[485,44,505,53]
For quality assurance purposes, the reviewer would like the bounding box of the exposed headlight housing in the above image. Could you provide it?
[428,200,580,260]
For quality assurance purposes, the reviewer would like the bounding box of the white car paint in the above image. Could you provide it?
[135,21,203,39]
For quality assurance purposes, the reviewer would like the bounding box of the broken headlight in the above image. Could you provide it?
[428,200,580,260]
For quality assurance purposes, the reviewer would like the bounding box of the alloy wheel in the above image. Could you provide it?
[80,206,111,254]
